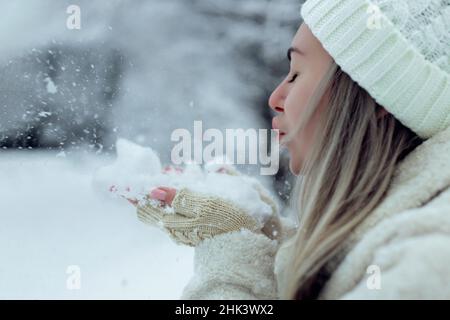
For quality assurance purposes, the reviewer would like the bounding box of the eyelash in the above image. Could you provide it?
[288,73,298,83]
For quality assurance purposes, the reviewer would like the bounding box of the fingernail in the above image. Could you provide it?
[174,167,183,173]
[150,189,167,201]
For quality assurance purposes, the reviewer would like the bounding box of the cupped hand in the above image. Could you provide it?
[148,186,177,206]
[125,164,236,207]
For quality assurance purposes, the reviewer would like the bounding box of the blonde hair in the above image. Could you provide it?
[280,61,423,299]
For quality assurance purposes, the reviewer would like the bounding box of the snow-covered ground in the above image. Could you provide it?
[0,151,194,299]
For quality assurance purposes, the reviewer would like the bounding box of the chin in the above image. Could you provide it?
[289,158,301,176]
[285,144,298,175]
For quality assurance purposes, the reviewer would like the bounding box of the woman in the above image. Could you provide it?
[136,0,450,299]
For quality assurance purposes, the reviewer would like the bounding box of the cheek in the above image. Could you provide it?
[284,81,316,131]
[283,80,328,174]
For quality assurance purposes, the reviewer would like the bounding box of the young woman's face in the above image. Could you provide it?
[269,23,333,175]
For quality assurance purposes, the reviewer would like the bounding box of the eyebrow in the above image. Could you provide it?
[287,47,305,61]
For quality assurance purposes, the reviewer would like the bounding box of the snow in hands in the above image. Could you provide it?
[92,138,276,225]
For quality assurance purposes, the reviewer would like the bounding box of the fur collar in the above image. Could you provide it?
[344,125,450,253]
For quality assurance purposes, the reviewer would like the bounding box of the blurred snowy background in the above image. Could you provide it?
[0,0,302,299]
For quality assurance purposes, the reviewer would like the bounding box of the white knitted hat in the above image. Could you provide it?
[300,0,450,139]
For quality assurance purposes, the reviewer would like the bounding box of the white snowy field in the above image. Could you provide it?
[0,151,194,299]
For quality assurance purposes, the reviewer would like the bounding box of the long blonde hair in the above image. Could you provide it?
[281,61,423,299]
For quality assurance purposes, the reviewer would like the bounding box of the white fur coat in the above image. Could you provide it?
[180,126,450,299]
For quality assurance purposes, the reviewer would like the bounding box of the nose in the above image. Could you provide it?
[268,82,285,113]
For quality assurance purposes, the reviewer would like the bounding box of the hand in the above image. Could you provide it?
[112,165,183,206]
[148,186,177,206]
[133,164,281,245]
[124,164,233,206]
[136,187,263,246]
[205,163,282,240]
[142,165,181,205]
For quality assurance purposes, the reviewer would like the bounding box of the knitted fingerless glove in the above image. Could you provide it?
[137,188,264,247]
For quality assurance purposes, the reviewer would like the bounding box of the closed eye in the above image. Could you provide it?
[287,73,298,83]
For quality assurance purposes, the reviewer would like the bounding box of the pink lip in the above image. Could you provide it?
[272,118,287,138]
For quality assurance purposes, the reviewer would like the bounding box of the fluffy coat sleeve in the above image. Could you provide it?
[180,228,280,300]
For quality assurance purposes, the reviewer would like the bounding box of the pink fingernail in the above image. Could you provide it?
[174,167,183,174]
[150,189,167,201]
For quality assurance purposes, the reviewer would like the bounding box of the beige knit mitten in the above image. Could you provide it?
[137,188,265,246]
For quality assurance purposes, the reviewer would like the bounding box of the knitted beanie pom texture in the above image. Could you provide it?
[301,0,450,139]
